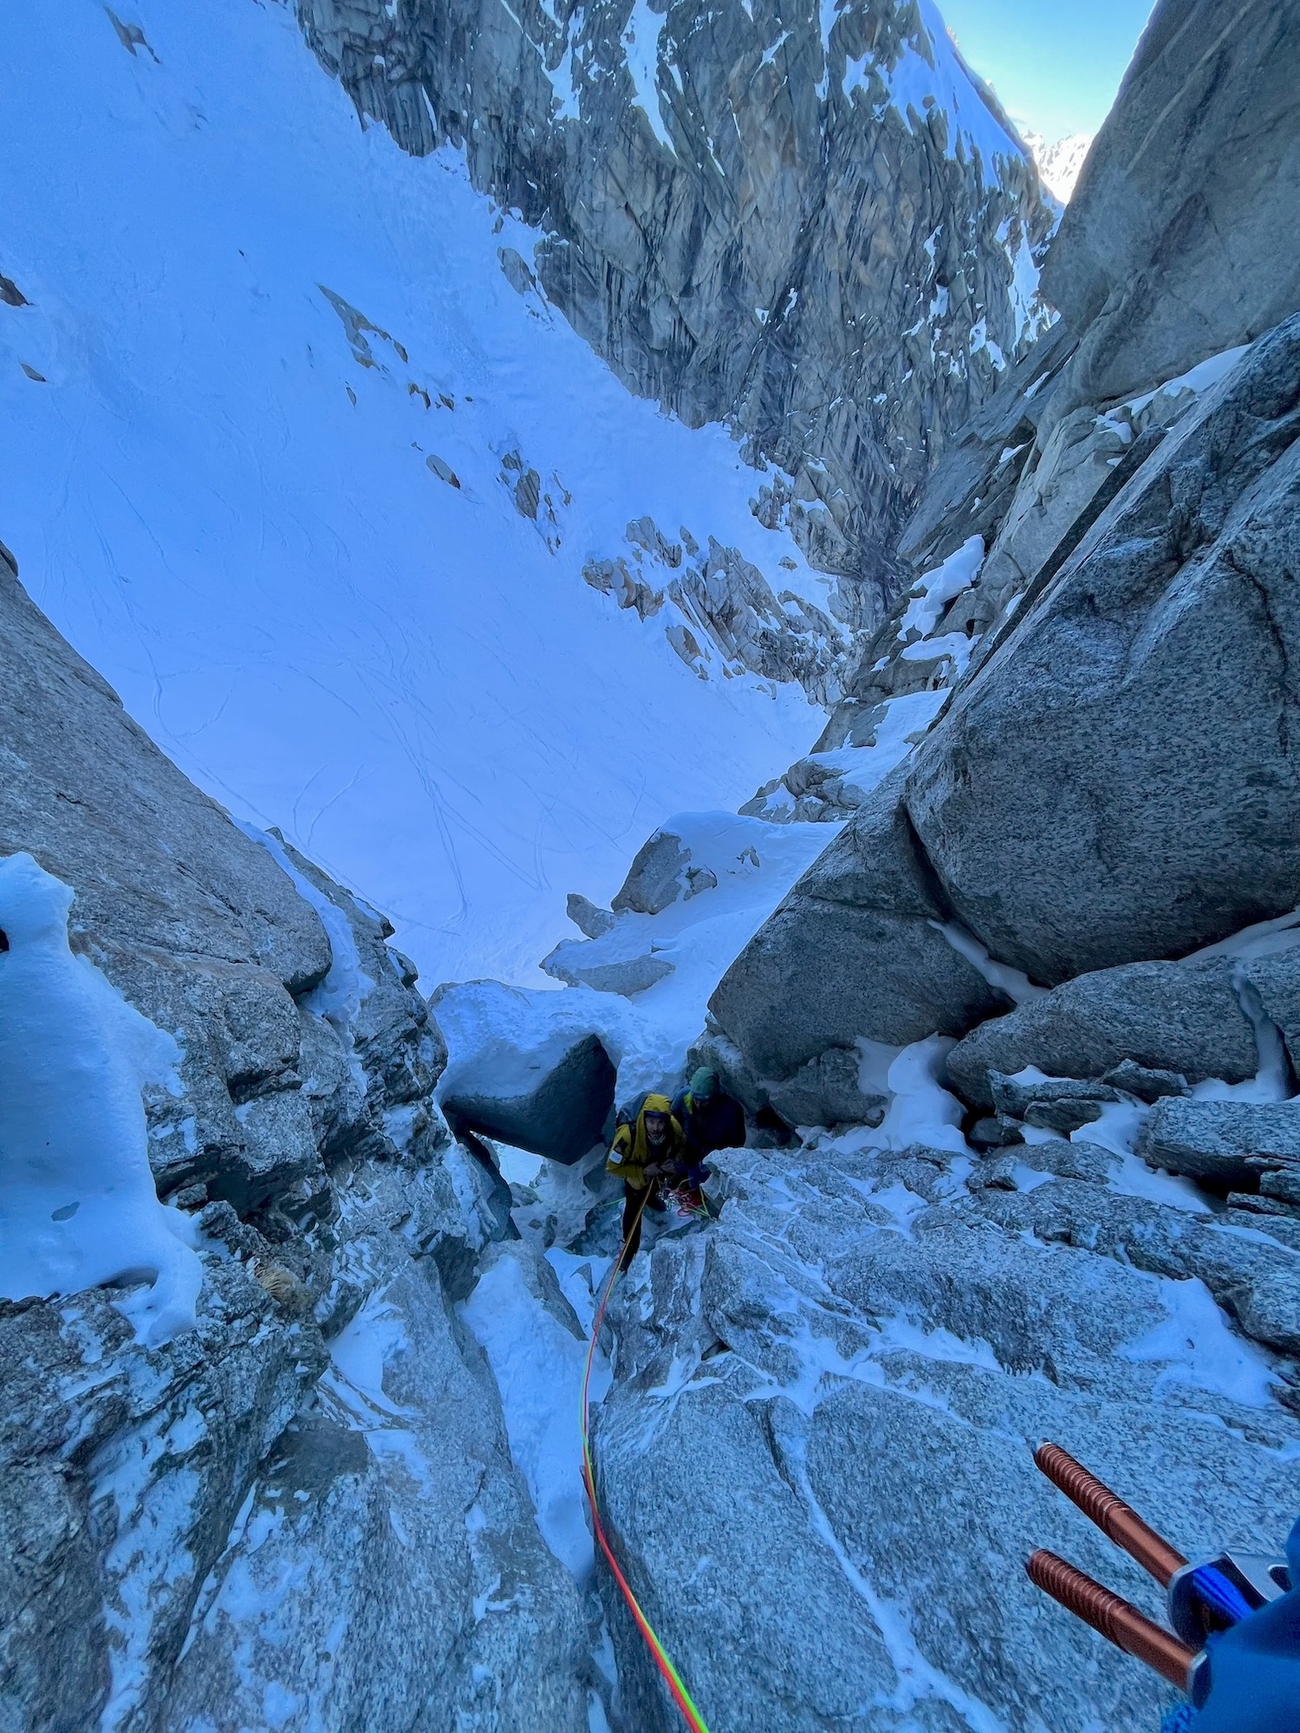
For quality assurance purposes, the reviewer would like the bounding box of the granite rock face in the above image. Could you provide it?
[905,314,1300,983]
[296,0,1055,628]
[710,770,1012,1081]
[1040,0,1300,417]
[945,957,1259,1111]
[595,1138,1300,1733]
[0,546,587,1733]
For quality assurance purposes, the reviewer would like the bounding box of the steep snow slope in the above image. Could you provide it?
[0,0,827,987]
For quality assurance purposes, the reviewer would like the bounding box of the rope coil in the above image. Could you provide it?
[580,1189,714,1733]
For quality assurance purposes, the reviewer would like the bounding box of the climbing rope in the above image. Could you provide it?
[580,1188,714,1733]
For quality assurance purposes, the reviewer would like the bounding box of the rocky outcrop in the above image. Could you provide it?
[945,957,1259,1110]
[595,1137,1300,1732]
[1138,1099,1300,1204]
[1041,0,1300,418]
[905,313,1300,983]
[296,0,1055,627]
[0,543,587,1733]
[710,769,1011,1081]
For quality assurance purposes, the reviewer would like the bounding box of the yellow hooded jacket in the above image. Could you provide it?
[606,1093,685,1189]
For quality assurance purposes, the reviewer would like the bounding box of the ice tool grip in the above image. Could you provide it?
[1034,1442,1188,1587]
[1027,1551,1197,1691]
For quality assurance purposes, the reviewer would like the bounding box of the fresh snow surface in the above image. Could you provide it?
[460,1249,609,1580]
[1122,343,1251,419]
[804,689,949,802]
[0,853,202,1343]
[897,535,984,640]
[437,811,836,1106]
[856,1035,969,1156]
[0,0,825,989]
[1121,1277,1278,1409]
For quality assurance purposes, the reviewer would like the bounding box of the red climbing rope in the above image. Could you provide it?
[580,1190,714,1733]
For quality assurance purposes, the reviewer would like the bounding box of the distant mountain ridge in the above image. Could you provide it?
[297,0,1057,628]
[1023,130,1092,202]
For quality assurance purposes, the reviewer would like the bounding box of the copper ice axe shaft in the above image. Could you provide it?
[1026,1551,1197,1691]
[1033,1442,1188,1586]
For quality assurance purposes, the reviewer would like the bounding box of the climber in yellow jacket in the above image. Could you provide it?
[606,1092,686,1265]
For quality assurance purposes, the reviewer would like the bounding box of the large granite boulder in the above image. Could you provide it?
[1138,1098,1300,1203]
[709,770,1012,1089]
[436,983,619,1163]
[1041,0,1300,417]
[905,314,1300,983]
[946,956,1258,1110]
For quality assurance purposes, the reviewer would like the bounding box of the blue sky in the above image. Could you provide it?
[938,0,1157,143]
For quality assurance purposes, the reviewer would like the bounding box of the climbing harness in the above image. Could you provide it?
[1026,1441,1296,1719]
[580,1188,715,1733]
[665,1184,712,1219]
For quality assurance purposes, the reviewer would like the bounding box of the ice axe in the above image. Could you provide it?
[1026,1442,1293,1712]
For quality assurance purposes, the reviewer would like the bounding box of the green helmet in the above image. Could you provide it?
[689,1067,718,1100]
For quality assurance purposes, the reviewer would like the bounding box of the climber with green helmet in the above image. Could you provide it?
[606,1092,686,1264]
[671,1067,746,1209]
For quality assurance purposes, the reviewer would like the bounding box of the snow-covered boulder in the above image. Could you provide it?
[440,1017,618,1164]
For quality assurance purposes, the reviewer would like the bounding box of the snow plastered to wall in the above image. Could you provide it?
[0,854,202,1343]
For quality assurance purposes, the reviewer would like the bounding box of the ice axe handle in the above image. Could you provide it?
[1027,1551,1197,1691]
[1034,1442,1188,1587]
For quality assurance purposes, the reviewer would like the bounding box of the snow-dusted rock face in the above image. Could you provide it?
[594,1137,1300,1732]
[296,0,1056,627]
[714,312,1300,1124]
[906,314,1300,983]
[0,545,587,1733]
